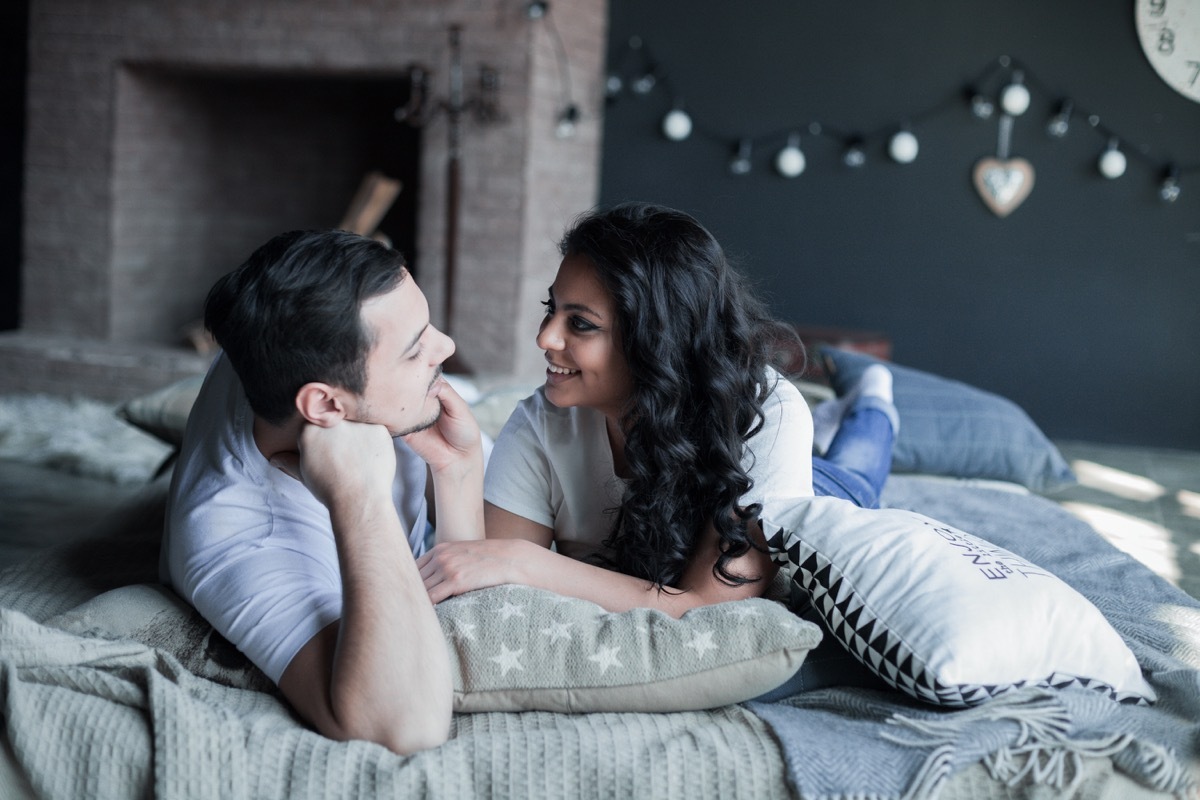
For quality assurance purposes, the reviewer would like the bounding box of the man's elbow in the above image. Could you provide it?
[327,705,452,755]
[383,713,452,755]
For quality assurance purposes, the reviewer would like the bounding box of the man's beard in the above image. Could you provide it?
[391,400,443,438]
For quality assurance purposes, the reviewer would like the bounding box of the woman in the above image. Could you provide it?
[418,202,897,617]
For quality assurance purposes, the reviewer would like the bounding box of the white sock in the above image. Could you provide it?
[811,364,897,455]
[857,364,894,406]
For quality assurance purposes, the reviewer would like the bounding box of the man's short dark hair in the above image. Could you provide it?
[204,230,408,425]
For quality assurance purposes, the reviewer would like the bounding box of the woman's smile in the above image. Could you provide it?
[545,359,580,384]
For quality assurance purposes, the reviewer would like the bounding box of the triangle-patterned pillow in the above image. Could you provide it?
[764,496,1155,707]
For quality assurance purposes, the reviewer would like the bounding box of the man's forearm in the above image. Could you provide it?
[326,495,453,752]
[431,452,485,544]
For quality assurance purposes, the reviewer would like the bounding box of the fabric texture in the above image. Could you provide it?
[44,580,821,715]
[763,495,1155,707]
[117,374,205,447]
[438,585,820,712]
[820,347,1076,491]
[749,475,1199,800]
[0,612,789,800]
[161,353,430,683]
[483,371,814,564]
[0,393,173,484]
[0,474,1196,799]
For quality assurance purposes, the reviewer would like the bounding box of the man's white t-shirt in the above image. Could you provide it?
[161,354,429,684]
[483,368,814,563]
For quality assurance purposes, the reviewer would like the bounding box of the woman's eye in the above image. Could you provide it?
[540,299,554,316]
[569,316,597,332]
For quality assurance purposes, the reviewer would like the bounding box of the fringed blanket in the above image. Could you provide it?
[750,476,1200,799]
[0,475,1197,799]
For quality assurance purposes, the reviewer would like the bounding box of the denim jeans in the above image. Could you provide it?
[753,398,897,701]
[811,398,895,509]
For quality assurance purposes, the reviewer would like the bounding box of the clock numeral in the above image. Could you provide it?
[1157,25,1176,55]
[1148,0,1167,17]
[1189,61,1200,88]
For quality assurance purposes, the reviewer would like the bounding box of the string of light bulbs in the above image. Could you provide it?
[605,38,1198,203]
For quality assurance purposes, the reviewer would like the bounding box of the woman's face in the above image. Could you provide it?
[536,254,633,419]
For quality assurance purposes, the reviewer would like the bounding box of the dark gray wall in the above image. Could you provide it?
[1,0,28,332]
[599,0,1200,449]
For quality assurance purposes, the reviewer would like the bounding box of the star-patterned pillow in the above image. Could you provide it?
[436,584,823,713]
[46,581,821,715]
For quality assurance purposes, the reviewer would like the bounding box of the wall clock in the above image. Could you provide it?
[1135,0,1200,103]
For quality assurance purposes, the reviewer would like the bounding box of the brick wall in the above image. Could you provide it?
[7,0,608,399]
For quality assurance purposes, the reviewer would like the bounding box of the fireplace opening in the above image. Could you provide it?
[111,65,421,348]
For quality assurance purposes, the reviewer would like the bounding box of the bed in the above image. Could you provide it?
[0,348,1197,800]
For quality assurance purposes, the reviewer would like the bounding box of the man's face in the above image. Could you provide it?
[348,278,455,437]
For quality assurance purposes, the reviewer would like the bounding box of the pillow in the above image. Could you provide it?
[46,583,277,694]
[117,374,205,447]
[764,496,1155,708]
[819,347,1074,491]
[469,384,540,441]
[438,584,821,713]
[47,583,822,714]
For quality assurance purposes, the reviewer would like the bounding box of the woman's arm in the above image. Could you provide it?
[417,503,777,617]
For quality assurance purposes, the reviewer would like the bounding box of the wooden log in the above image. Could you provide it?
[338,171,402,237]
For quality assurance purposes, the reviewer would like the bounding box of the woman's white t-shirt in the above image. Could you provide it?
[483,368,814,563]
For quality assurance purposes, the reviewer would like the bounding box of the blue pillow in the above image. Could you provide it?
[819,347,1075,492]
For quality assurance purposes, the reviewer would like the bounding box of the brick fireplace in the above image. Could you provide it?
[4,0,608,400]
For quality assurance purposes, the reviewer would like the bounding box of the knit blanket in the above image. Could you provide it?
[0,481,790,800]
[0,475,1197,799]
[750,475,1200,799]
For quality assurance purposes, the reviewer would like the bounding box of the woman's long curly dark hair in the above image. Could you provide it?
[560,202,801,589]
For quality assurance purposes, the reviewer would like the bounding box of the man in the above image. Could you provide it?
[161,230,484,754]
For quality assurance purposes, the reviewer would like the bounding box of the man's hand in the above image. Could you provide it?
[271,420,397,512]
[404,378,485,544]
[401,378,482,476]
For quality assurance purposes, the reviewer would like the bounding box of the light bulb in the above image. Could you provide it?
[1000,71,1030,116]
[1046,100,1072,138]
[971,94,995,120]
[1160,168,1182,203]
[555,105,579,139]
[729,139,753,176]
[889,129,919,164]
[605,74,623,98]
[661,107,692,141]
[1001,83,1031,116]
[843,141,866,168]
[774,134,806,178]
[631,73,657,95]
[1097,140,1126,179]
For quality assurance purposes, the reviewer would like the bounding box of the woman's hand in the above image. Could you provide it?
[417,538,543,603]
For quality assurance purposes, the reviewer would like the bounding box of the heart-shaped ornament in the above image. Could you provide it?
[972,157,1035,218]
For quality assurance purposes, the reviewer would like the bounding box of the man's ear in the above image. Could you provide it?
[294,382,348,427]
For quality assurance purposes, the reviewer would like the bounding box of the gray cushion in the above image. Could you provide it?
[47,582,823,714]
[439,584,822,713]
[820,347,1074,491]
